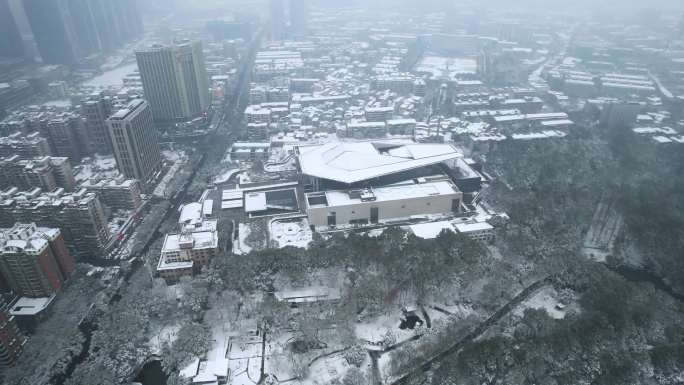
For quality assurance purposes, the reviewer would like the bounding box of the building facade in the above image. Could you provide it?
[107,99,161,185]
[81,93,114,155]
[0,156,76,192]
[306,180,463,228]
[0,223,74,297]
[22,0,143,65]
[157,202,219,281]
[298,142,466,229]
[0,298,25,368]
[135,41,210,122]
[0,132,51,159]
[0,189,110,259]
[81,177,142,211]
[0,0,25,60]
[22,0,80,65]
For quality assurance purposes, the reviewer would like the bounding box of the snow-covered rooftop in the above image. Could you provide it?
[409,220,455,239]
[298,141,462,184]
[319,180,459,208]
[179,202,202,225]
[9,295,55,316]
[244,192,267,213]
[454,222,494,233]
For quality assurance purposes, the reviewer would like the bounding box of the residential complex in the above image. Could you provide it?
[0,156,75,192]
[0,188,110,259]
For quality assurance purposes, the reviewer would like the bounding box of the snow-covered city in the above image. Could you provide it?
[2,0,684,384]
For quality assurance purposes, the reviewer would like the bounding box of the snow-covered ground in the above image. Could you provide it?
[300,353,359,385]
[415,56,478,79]
[148,324,182,354]
[270,218,313,249]
[234,223,253,255]
[214,168,241,185]
[42,99,72,108]
[514,286,567,320]
[355,307,424,347]
[107,212,132,238]
[153,150,189,198]
[83,63,138,89]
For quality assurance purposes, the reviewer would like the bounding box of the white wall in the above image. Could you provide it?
[307,191,462,227]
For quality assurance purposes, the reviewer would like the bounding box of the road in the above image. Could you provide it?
[49,30,263,385]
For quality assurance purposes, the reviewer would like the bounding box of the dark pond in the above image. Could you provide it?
[135,360,167,385]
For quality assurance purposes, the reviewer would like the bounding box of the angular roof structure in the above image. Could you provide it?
[298,141,461,184]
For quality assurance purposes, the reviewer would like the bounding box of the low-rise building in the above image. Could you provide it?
[230,142,270,162]
[454,222,495,242]
[365,106,394,122]
[306,180,462,228]
[387,119,416,136]
[81,177,142,211]
[346,122,388,139]
[157,202,220,281]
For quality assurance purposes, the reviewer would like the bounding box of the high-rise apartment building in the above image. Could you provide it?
[106,99,161,185]
[289,0,309,37]
[0,297,25,368]
[0,0,25,59]
[0,223,74,298]
[135,41,210,122]
[22,0,80,65]
[81,93,114,155]
[0,156,76,192]
[46,114,87,163]
[269,0,286,41]
[0,189,110,259]
[21,0,143,65]
[0,132,51,159]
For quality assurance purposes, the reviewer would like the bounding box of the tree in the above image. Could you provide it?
[342,367,366,385]
[162,322,211,374]
[343,345,366,367]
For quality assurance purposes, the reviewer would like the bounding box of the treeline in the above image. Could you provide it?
[426,129,684,384]
[430,261,684,385]
[608,127,684,295]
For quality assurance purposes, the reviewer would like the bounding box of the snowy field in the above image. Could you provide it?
[83,63,138,89]
[270,217,313,249]
[415,56,478,80]
[514,286,568,320]
[234,223,253,255]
